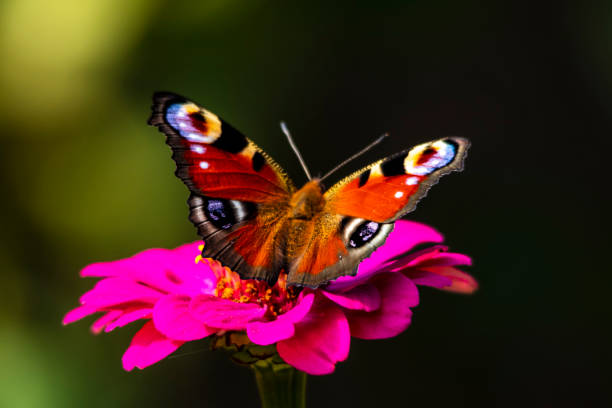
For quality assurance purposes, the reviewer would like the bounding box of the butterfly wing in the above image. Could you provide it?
[287,137,469,287]
[149,92,294,283]
[149,92,294,201]
[325,137,470,222]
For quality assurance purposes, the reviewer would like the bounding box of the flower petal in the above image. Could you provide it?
[346,272,418,339]
[328,220,443,291]
[153,295,216,341]
[247,293,315,345]
[277,297,350,375]
[416,252,472,268]
[122,321,184,371]
[190,295,266,330]
[322,284,381,312]
[415,266,478,294]
[405,269,453,289]
[81,242,216,297]
[62,304,98,325]
[360,220,443,270]
[91,310,122,334]
[105,308,153,332]
[382,244,448,271]
[79,277,162,308]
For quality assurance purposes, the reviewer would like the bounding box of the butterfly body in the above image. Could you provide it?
[288,180,325,220]
[149,92,469,288]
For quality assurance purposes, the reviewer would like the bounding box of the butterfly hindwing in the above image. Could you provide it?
[287,137,469,287]
[188,194,287,284]
[286,214,395,287]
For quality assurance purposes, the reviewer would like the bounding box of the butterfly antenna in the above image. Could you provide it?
[280,121,312,181]
[320,133,389,182]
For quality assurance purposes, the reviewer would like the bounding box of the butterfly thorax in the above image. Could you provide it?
[288,180,325,220]
[283,180,326,261]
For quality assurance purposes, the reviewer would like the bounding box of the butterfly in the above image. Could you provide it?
[149,92,469,288]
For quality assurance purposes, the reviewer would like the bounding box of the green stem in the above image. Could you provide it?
[251,360,307,408]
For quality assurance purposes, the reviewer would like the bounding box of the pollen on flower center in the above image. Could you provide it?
[196,250,299,318]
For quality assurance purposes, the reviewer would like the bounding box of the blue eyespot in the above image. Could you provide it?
[205,199,235,230]
[349,221,380,248]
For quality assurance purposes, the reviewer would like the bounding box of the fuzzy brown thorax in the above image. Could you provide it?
[288,180,325,220]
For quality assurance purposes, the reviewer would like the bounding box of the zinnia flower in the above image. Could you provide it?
[63,220,476,375]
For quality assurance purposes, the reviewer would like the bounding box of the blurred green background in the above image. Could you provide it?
[1,0,610,407]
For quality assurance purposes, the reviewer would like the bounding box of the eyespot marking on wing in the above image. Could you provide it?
[202,198,254,231]
[165,102,250,154]
[403,139,458,175]
[166,103,222,144]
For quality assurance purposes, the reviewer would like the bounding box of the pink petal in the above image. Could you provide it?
[248,319,294,346]
[417,266,478,294]
[247,293,315,345]
[277,297,350,375]
[79,277,162,308]
[327,220,443,291]
[405,269,453,289]
[383,245,448,271]
[81,242,216,297]
[415,252,472,268]
[63,304,98,325]
[91,310,122,334]
[190,295,266,330]
[122,321,184,371]
[322,284,381,312]
[105,308,153,332]
[164,244,217,296]
[346,272,419,339]
[153,294,216,341]
[360,220,443,270]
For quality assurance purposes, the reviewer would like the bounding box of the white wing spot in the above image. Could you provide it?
[199,161,210,169]
[179,123,187,129]
[394,191,404,199]
[191,145,206,154]
[185,133,213,143]
[405,177,419,185]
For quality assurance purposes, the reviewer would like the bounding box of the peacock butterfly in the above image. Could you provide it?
[149,92,469,288]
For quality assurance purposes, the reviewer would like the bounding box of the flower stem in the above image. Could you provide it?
[251,360,307,408]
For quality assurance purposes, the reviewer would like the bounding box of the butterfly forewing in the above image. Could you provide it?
[325,137,469,222]
[148,92,294,202]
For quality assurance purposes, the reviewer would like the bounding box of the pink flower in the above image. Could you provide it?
[64,220,476,375]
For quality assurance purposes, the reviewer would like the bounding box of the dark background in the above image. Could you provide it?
[1,1,610,407]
